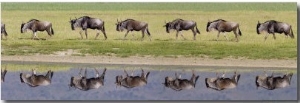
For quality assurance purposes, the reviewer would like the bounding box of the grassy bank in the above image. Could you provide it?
[1,3,297,59]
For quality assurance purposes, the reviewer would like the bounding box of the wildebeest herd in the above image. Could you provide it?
[1,68,293,91]
[1,16,295,41]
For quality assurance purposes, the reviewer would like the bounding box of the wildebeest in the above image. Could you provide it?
[21,19,54,40]
[1,69,7,82]
[116,19,151,41]
[1,23,8,40]
[69,68,107,91]
[205,71,240,91]
[163,70,199,91]
[206,19,242,42]
[20,69,54,87]
[164,19,200,40]
[115,69,150,88]
[255,71,293,90]
[70,16,107,40]
[257,20,294,41]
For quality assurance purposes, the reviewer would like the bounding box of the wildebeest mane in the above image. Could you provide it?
[28,19,40,23]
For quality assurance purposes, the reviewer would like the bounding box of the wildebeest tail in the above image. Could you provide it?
[290,26,294,38]
[51,27,54,35]
[3,24,8,36]
[238,27,242,36]
[195,23,200,34]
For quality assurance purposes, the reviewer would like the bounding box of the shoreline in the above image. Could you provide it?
[1,55,297,68]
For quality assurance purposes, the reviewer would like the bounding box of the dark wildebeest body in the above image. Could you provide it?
[206,19,242,42]
[69,68,106,91]
[205,71,240,91]
[164,19,200,40]
[115,69,150,88]
[21,19,54,40]
[1,69,7,82]
[255,72,293,90]
[164,70,199,91]
[20,69,54,87]
[257,20,294,41]
[116,19,151,41]
[70,16,107,40]
[1,23,8,40]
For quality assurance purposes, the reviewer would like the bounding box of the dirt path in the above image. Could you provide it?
[1,55,297,68]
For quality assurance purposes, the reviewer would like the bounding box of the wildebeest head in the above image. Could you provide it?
[20,22,26,33]
[164,76,173,87]
[206,21,212,32]
[69,18,77,30]
[115,19,126,32]
[115,75,123,87]
[256,21,262,34]
[140,69,150,80]
[163,21,172,33]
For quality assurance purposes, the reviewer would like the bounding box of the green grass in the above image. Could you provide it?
[1,3,297,59]
[1,3,296,11]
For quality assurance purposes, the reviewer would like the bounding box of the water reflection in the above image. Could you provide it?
[163,70,199,91]
[19,69,54,87]
[1,64,297,100]
[205,71,240,91]
[69,68,106,91]
[115,69,150,88]
[255,72,293,90]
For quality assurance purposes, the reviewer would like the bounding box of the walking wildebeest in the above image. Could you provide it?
[205,71,240,91]
[164,19,200,40]
[257,20,294,41]
[1,23,8,40]
[255,71,293,90]
[20,69,54,87]
[21,19,54,40]
[163,70,199,91]
[206,19,242,42]
[115,69,150,88]
[1,69,7,82]
[70,16,107,40]
[69,68,107,91]
[116,19,151,41]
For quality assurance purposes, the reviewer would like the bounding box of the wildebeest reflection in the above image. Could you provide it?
[115,69,150,88]
[255,72,293,90]
[206,19,242,42]
[164,70,199,91]
[1,23,8,40]
[20,69,54,87]
[164,19,200,40]
[257,20,294,41]
[20,19,54,40]
[69,68,106,91]
[70,16,107,40]
[116,19,151,41]
[205,71,240,91]
[1,69,7,82]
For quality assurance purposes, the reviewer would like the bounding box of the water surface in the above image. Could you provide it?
[1,62,297,100]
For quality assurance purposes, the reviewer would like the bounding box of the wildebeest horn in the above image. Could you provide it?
[258,21,260,24]
[117,19,119,22]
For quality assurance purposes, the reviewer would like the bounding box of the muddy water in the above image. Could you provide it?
[1,62,297,100]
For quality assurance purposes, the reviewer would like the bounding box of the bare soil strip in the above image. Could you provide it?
[1,55,297,68]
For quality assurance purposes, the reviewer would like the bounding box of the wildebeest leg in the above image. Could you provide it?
[179,31,187,40]
[272,33,276,40]
[264,33,269,41]
[176,31,179,40]
[32,32,39,40]
[217,32,221,41]
[95,30,100,40]
[141,30,145,41]
[85,30,88,39]
[233,30,239,42]
[46,29,52,40]
[79,31,83,39]
[191,29,196,40]
[123,30,130,40]
[223,33,229,41]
